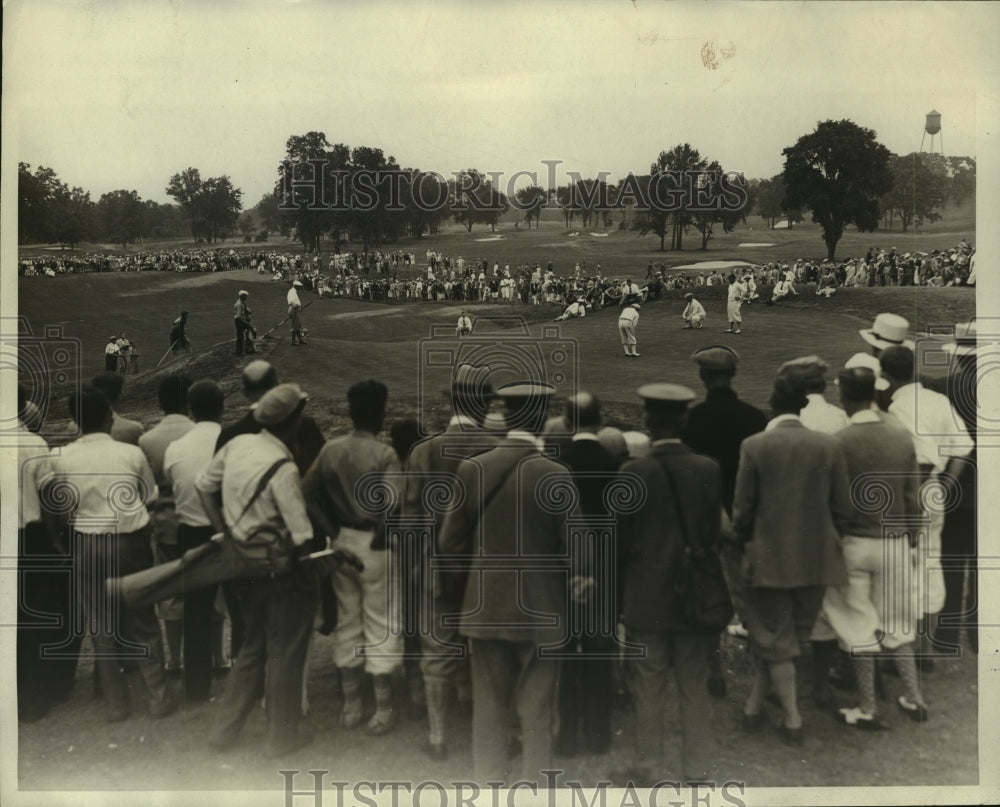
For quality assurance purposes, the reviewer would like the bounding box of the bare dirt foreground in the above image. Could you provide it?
[14,259,979,795]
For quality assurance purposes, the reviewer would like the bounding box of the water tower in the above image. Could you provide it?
[920,110,944,156]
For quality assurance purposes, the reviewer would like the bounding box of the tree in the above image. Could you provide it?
[880,153,945,232]
[782,119,893,260]
[449,169,508,232]
[275,132,349,252]
[166,167,243,242]
[50,186,94,249]
[98,190,146,247]
[514,185,547,229]
[755,175,784,229]
[238,211,257,241]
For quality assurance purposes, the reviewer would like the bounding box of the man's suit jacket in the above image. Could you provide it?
[438,437,575,644]
[559,437,621,517]
[618,442,722,633]
[732,418,850,589]
[404,422,498,600]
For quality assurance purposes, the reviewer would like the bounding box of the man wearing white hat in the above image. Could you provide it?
[619,302,641,357]
[287,281,306,345]
[198,383,316,757]
[234,290,252,355]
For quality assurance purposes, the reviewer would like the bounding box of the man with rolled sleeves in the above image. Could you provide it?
[682,345,767,697]
[612,383,724,786]
[438,381,577,786]
[197,383,317,757]
[402,363,498,759]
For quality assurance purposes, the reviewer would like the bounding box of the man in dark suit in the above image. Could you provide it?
[554,392,621,757]
[612,383,724,786]
[682,345,767,697]
[438,381,578,786]
[402,364,498,760]
[732,374,851,747]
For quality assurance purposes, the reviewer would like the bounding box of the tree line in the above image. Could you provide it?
[18,119,976,259]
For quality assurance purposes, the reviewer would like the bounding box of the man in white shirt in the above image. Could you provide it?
[104,335,120,372]
[880,346,974,661]
[778,356,848,435]
[618,303,641,357]
[40,385,172,722]
[725,274,745,334]
[287,280,306,345]
[16,395,72,722]
[162,380,226,703]
[456,311,473,337]
[682,293,706,328]
[197,383,316,757]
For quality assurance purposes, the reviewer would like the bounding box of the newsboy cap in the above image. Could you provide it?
[253,383,308,426]
[690,345,740,371]
[637,383,697,405]
[777,355,828,383]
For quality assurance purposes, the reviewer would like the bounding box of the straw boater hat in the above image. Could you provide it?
[942,321,979,357]
[859,313,915,351]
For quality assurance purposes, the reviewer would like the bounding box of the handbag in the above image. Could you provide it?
[657,457,734,632]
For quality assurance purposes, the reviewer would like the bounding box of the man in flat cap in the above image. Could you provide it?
[216,360,328,655]
[287,280,307,346]
[439,380,577,786]
[233,290,252,355]
[613,383,723,785]
[775,356,847,703]
[682,345,768,695]
[618,302,641,358]
[401,364,498,759]
[196,383,316,757]
[732,374,850,747]
[778,356,848,436]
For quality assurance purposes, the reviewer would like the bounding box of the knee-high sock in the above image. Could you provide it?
[424,678,449,746]
[853,656,877,715]
[770,660,801,729]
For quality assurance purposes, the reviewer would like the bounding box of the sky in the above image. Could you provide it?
[4,1,999,207]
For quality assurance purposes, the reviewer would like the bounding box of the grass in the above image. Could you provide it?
[14,219,979,791]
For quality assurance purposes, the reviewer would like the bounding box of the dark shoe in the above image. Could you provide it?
[776,725,804,747]
[837,706,887,731]
[897,696,929,723]
[422,740,448,761]
[264,730,313,758]
[813,686,836,710]
[105,708,131,723]
[708,676,727,698]
[742,711,768,733]
[149,690,180,719]
[366,708,397,736]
